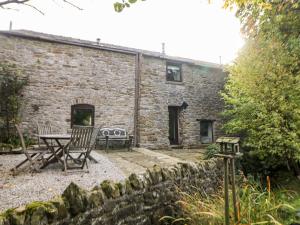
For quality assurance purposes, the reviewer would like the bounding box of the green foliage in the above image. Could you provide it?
[0,143,14,150]
[164,179,299,225]
[204,144,220,160]
[5,134,36,148]
[0,62,28,144]
[113,0,278,13]
[222,1,300,173]
[114,0,145,12]
[73,110,92,126]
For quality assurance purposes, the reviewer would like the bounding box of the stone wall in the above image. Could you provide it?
[138,56,169,149]
[0,34,136,135]
[139,55,226,149]
[0,31,226,149]
[0,160,223,225]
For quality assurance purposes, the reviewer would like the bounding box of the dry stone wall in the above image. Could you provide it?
[0,160,223,225]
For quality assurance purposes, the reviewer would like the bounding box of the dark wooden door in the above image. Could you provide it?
[168,107,179,145]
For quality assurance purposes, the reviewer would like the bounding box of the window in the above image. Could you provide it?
[166,62,182,82]
[200,120,213,143]
[71,104,95,127]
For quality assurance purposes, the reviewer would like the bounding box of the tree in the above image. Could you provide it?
[113,0,275,12]
[0,62,27,143]
[0,0,83,14]
[0,0,270,13]
[222,0,300,176]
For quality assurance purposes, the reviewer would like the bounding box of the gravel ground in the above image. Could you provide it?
[0,152,125,211]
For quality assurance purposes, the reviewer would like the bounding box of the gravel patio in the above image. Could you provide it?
[0,151,125,211]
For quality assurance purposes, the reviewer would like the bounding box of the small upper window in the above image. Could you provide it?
[71,104,95,127]
[166,63,182,82]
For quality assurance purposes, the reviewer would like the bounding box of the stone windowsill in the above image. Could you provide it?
[165,81,185,86]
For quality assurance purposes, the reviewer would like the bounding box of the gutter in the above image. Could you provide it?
[133,53,142,147]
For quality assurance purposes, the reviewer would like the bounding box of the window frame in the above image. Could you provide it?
[71,104,95,128]
[198,119,214,144]
[166,62,182,82]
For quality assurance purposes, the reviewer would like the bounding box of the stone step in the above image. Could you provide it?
[170,145,184,149]
[133,148,186,165]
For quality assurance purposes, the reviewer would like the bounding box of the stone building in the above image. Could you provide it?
[0,30,226,149]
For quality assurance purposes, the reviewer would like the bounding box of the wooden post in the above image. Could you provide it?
[216,137,241,225]
[223,143,230,225]
[224,156,230,225]
[105,135,109,153]
[231,156,239,223]
[128,135,133,151]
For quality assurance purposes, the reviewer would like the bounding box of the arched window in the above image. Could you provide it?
[71,104,95,127]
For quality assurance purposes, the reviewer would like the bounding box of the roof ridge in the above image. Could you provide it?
[0,29,222,69]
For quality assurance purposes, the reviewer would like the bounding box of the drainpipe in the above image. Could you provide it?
[133,53,142,147]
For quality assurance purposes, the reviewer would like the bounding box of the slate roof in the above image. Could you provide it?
[0,29,222,69]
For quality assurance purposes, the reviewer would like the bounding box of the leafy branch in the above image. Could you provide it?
[114,0,145,12]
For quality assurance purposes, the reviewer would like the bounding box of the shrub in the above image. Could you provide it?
[204,144,220,160]
[6,134,36,148]
[0,62,27,143]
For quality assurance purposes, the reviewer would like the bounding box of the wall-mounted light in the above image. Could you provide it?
[181,101,188,110]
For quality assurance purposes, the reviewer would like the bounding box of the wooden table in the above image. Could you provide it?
[38,134,71,169]
[38,133,98,170]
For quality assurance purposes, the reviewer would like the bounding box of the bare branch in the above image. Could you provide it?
[0,0,31,7]
[0,5,19,11]
[51,0,61,7]
[0,0,83,12]
[62,0,83,10]
[23,2,44,14]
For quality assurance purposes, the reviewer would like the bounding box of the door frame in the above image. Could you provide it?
[168,106,180,145]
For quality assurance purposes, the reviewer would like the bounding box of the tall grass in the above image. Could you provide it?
[161,178,298,225]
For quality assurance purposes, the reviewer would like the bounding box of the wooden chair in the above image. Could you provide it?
[12,124,50,172]
[63,126,96,172]
[36,122,53,148]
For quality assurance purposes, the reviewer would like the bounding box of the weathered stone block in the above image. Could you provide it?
[62,182,89,216]
[128,173,143,190]
[143,192,154,205]
[148,165,163,185]
[143,171,153,187]
[87,190,104,209]
[124,179,133,195]
[1,208,25,225]
[0,215,9,225]
[100,180,120,199]
[24,202,57,225]
[161,168,172,181]
[49,197,68,220]
[112,204,136,221]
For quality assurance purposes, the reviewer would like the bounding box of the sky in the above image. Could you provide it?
[0,0,244,64]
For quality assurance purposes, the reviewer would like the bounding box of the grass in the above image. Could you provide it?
[161,174,300,225]
[273,171,300,215]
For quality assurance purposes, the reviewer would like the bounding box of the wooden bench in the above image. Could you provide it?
[97,128,133,152]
